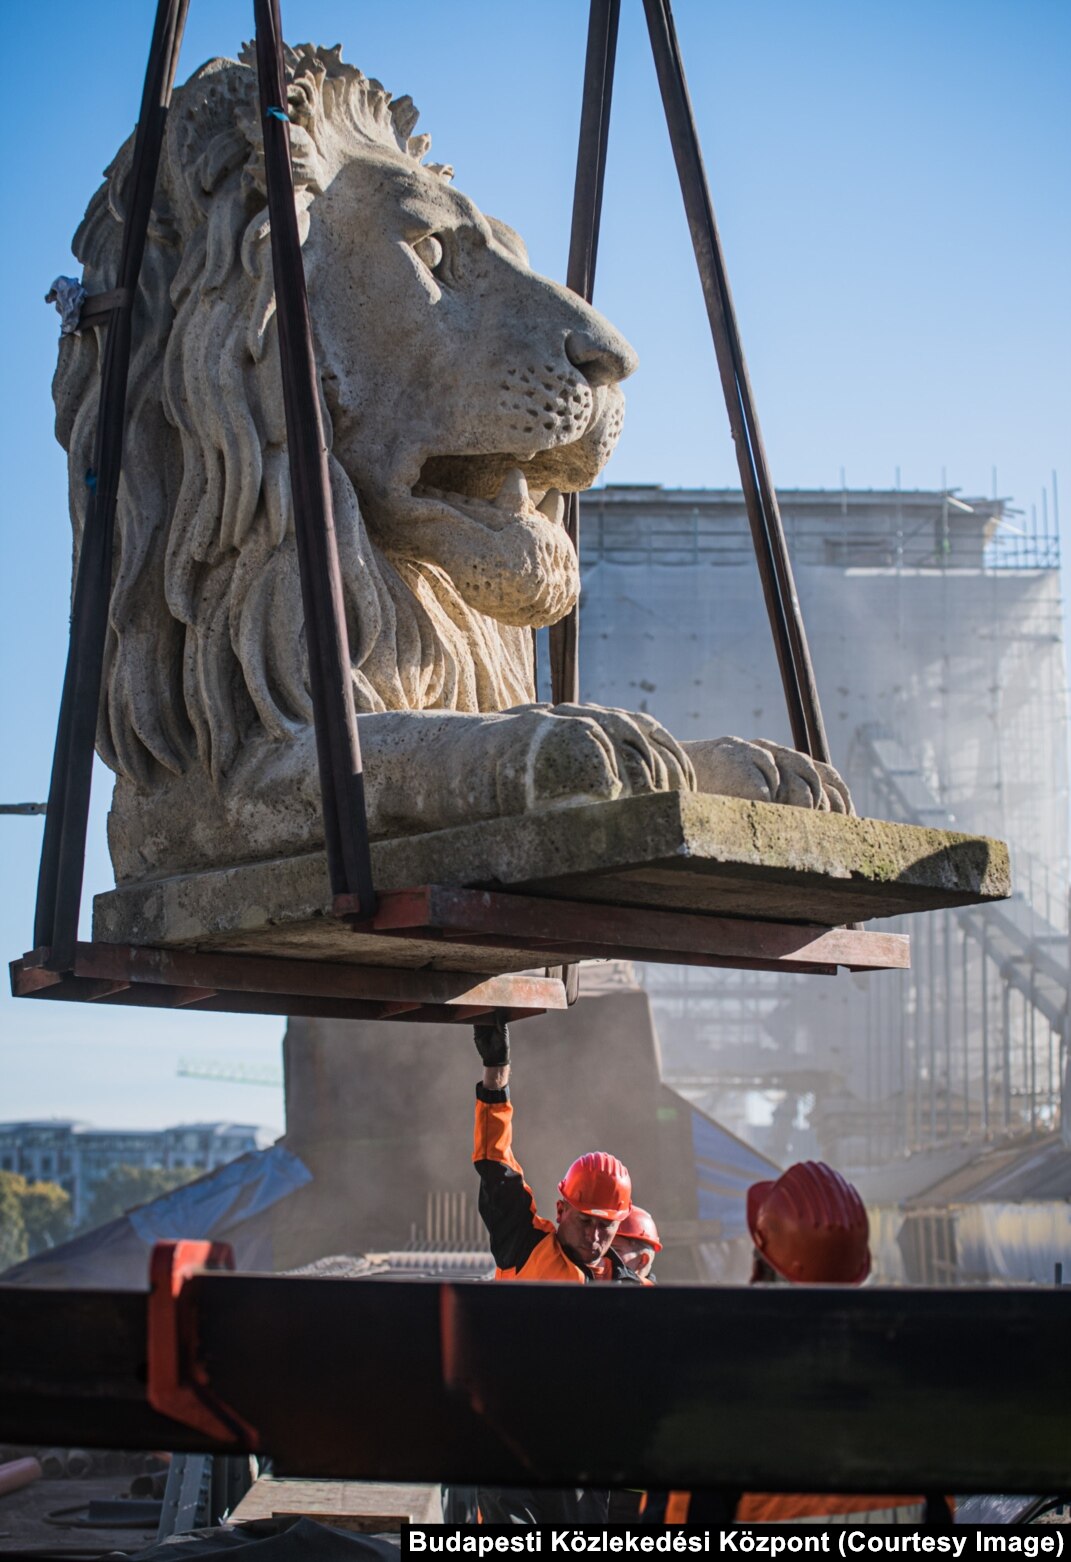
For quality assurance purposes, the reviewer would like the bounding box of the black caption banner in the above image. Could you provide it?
[401,1527,1065,1561]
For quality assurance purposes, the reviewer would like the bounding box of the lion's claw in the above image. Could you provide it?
[681,735,854,814]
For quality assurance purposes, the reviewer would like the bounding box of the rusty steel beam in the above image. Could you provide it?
[10,943,567,1023]
[367,886,909,972]
[1,1276,1066,1492]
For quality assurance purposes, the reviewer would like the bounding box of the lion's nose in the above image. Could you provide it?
[565,327,637,388]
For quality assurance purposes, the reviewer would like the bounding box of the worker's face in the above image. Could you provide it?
[750,1250,785,1285]
[612,1237,656,1279]
[556,1201,621,1268]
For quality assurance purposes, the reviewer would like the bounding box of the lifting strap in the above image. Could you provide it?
[253,0,374,915]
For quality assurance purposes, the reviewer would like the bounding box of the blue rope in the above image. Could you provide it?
[265,106,290,123]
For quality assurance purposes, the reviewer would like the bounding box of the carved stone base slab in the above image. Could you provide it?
[91,792,1009,975]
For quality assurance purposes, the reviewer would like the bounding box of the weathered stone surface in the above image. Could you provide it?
[57,43,852,892]
[93,792,1009,974]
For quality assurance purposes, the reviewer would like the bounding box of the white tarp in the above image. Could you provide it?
[955,1201,1071,1285]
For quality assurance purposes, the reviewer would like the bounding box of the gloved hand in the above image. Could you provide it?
[473,1012,510,1068]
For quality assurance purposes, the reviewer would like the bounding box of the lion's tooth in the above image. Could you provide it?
[535,487,564,526]
[495,467,529,511]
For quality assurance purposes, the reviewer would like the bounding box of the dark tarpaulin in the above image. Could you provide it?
[686,1095,779,1237]
[1,1144,311,1288]
[123,1518,399,1558]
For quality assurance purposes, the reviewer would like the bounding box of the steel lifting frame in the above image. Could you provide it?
[17,0,888,1029]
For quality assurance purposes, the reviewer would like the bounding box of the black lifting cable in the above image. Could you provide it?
[642,0,831,765]
[253,0,375,918]
[33,0,192,970]
[550,0,621,711]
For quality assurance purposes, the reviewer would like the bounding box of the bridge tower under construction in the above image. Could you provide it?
[574,483,1068,1280]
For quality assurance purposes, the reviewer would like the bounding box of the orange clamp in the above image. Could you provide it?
[146,1239,259,1447]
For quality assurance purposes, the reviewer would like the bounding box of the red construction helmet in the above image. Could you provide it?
[558,1152,632,1222]
[746,1161,870,1284]
[613,1205,662,1252]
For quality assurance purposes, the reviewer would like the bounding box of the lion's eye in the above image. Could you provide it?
[412,234,445,274]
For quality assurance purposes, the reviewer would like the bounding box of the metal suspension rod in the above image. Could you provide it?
[641,0,830,763]
[550,0,620,710]
[253,0,374,916]
[548,0,620,1007]
[33,0,191,968]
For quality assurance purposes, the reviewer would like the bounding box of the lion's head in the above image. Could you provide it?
[55,44,636,792]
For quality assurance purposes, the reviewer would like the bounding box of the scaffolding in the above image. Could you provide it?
[575,484,1069,1170]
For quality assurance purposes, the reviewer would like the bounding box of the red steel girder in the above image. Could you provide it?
[351,885,910,973]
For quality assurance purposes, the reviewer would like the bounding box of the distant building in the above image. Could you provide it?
[0,1121,262,1224]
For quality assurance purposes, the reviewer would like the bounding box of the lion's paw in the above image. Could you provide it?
[500,703,695,813]
[681,736,854,814]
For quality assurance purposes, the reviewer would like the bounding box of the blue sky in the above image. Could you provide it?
[1,0,1068,1135]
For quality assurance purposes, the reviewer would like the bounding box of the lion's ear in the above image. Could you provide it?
[487,216,528,266]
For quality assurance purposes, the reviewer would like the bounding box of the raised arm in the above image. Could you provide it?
[472,1017,553,1274]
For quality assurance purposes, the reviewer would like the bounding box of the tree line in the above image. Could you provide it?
[0,1163,200,1269]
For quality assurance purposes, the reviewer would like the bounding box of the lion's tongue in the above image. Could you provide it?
[399,470,577,627]
[413,467,565,531]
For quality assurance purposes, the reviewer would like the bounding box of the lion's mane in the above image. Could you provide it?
[54,44,535,791]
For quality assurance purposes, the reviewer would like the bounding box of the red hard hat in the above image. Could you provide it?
[613,1204,662,1253]
[558,1152,632,1222]
[746,1161,871,1284]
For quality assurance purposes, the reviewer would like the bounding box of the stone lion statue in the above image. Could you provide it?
[54,44,849,886]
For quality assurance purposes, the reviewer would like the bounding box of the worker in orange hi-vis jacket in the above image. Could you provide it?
[611,1204,662,1282]
[464,1013,642,1528]
[659,1162,954,1529]
[471,1013,639,1284]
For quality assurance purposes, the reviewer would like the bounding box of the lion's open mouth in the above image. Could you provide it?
[392,457,579,628]
[377,399,625,628]
[414,459,564,532]
[406,384,625,531]
[417,441,598,506]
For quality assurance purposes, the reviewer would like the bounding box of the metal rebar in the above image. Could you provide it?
[943,909,952,1138]
[899,958,908,1154]
[928,913,937,1144]
[911,959,923,1152]
[641,0,830,763]
[1028,968,1037,1137]
[981,923,990,1137]
[960,922,970,1138]
[253,0,374,915]
[33,0,191,969]
[1001,980,1012,1131]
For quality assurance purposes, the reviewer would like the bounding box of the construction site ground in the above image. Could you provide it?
[0,1462,432,1556]
[0,1470,161,1556]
